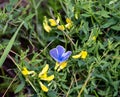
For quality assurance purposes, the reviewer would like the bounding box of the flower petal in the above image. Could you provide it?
[22,67,29,76]
[39,82,48,92]
[49,19,57,26]
[43,22,51,32]
[57,61,67,71]
[57,25,65,31]
[56,45,65,57]
[39,73,47,79]
[66,18,72,23]
[54,62,60,70]
[49,48,59,62]
[39,64,49,77]
[81,51,87,59]
[72,52,81,59]
[41,75,54,81]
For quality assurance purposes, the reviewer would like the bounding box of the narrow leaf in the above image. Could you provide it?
[0,22,24,67]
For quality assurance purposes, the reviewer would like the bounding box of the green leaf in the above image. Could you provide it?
[111,25,120,31]
[47,91,57,97]
[95,10,110,18]
[25,14,35,22]
[101,19,117,28]
[15,81,25,93]
[0,22,24,67]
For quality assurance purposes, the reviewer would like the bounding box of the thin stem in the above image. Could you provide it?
[77,63,94,97]
[8,54,21,71]
[32,0,43,32]
[62,30,75,46]
[26,77,38,94]
[77,71,92,97]
[66,78,74,97]
[2,74,18,97]
[9,0,22,14]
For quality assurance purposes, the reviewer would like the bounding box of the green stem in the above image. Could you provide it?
[77,63,94,97]
[26,77,38,94]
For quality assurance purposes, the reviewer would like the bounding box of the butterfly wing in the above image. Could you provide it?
[49,48,59,62]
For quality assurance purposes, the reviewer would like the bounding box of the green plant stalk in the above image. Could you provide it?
[8,54,21,71]
[62,30,75,46]
[77,64,94,97]
[2,74,18,97]
[0,22,24,67]
[31,0,45,47]
[32,0,44,26]
[26,77,38,95]
[32,0,38,31]
[66,78,74,97]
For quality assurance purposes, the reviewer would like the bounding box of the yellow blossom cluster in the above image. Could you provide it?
[21,64,54,92]
[43,16,73,32]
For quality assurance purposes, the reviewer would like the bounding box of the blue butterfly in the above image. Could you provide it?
[49,45,72,63]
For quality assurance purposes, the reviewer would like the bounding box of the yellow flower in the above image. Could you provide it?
[49,19,57,26]
[66,18,72,24]
[65,23,72,29]
[39,64,49,77]
[55,61,67,72]
[56,16,60,24]
[57,25,65,31]
[81,51,87,59]
[39,64,54,81]
[43,22,51,33]
[72,53,81,59]
[43,16,51,32]
[72,51,87,59]
[65,18,73,29]
[38,64,54,92]
[92,36,96,41]
[54,62,59,70]
[75,13,78,19]
[39,82,48,92]
[41,75,54,81]
[21,67,35,76]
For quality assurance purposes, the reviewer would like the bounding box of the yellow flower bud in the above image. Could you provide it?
[72,51,87,59]
[41,75,54,81]
[72,53,81,59]
[57,61,67,72]
[49,19,57,26]
[81,51,87,59]
[22,67,29,76]
[43,16,51,32]
[43,22,51,32]
[39,64,49,77]
[54,62,60,70]
[92,36,96,41]
[21,67,35,76]
[65,18,73,29]
[39,82,48,92]
[57,25,65,31]
[39,64,54,81]
[66,18,72,23]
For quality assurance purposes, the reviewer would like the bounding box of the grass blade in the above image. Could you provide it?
[0,22,24,67]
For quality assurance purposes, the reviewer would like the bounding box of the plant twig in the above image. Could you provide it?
[66,78,74,97]
[2,74,18,97]
[77,63,94,97]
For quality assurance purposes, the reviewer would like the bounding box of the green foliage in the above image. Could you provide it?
[0,0,120,97]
